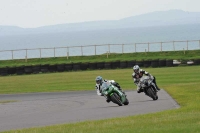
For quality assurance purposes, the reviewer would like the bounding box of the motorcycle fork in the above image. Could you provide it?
[107,87,114,94]
[151,84,157,92]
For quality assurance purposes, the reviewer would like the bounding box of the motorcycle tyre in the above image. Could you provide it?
[123,98,129,105]
[151,85,158,100]
[147,88,158,100]
[111,93,123,106]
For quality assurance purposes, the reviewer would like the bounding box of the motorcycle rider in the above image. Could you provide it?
[95,76,124,103]
[132,65,160,93]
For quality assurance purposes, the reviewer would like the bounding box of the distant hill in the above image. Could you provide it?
[0,9,200,35]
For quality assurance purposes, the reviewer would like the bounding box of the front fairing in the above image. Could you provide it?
[101,82,111,91]
[101,82,113,95]
[102,82,123,96]
[140,76,152,88]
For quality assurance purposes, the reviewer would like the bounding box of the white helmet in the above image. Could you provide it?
[133,65,140,73]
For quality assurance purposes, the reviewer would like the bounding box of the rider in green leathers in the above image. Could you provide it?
[95,76,124,103]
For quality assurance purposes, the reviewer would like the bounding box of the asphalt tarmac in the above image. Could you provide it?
[0,89,179,132]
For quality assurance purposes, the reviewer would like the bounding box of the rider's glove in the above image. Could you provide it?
[134,81,138,86]
[149,75,153,80]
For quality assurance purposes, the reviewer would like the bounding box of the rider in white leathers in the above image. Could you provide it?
[132,65,160,93]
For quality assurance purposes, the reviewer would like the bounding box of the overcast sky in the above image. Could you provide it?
[0,0,199,28]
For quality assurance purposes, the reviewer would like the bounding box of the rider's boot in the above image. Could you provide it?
[123,92,127,96]
[155,84,160,91]
[137,88,143,93]
[123,92,127,97]
[153,78,160,91]
[119,88,127,96]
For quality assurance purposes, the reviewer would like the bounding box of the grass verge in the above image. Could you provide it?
[0,100,18,104]
[1,66,200,133]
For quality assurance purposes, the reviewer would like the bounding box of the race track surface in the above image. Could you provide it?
[0,90,179,132]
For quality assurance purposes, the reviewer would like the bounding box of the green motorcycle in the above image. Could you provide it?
[101,81,129,106]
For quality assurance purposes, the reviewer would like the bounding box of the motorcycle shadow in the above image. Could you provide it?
[136,100,156,102]
[98,105,125,108]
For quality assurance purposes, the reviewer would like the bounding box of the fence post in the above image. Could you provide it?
[122,44,124,54]
[81,46,83,56]
[67,47,69,59]
[199,40,200,49]
[11,50,13,60]
[187,40,188,50]
[95,45,96,55]
[25,56,27,62]
[173,41,175,51]
[26,49,27,58]
[108,44,110,54]
[135,43,136,52]
[54,47,55,58]
[26,49,28,62]
[161,42,162,52]
[40,48,41,59]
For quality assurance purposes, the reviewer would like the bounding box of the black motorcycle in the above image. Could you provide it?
[139,76,158,100]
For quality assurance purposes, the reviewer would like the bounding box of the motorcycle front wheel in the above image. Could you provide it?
[147,87,158,100]
[110,93,123,106]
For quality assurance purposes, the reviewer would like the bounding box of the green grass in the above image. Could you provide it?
[0,100,18,104]
[1,66,200,133]
[0,69,134,94]
[0,50,200,68]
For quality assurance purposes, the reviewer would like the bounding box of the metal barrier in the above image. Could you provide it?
[0,39,200,60]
